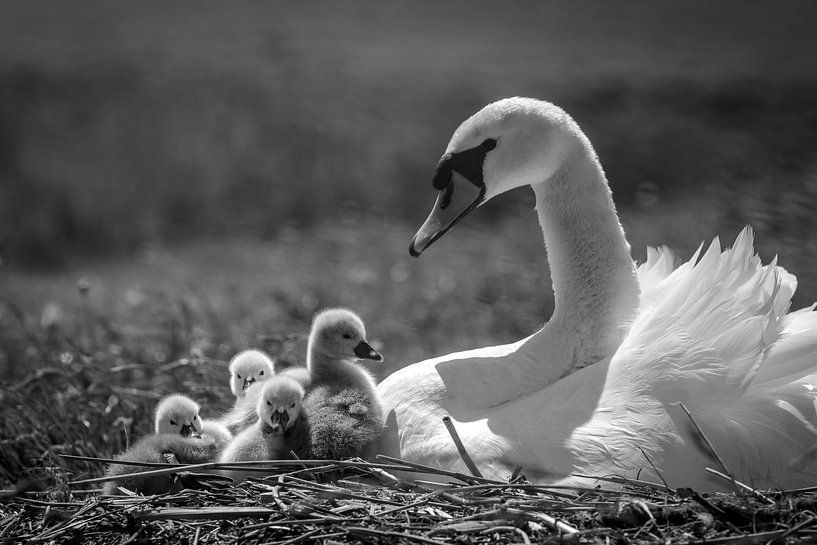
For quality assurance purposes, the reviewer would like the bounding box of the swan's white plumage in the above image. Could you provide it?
[377,97,817,490]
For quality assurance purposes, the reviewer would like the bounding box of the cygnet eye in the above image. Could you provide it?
[169,420,177,426]
[259,370,264,376]
[290,402,296,408]
[266,400,271,406]
[237,374,242,379]
[342,333,352,339]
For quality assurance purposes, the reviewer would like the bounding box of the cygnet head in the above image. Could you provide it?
[307,308,383,367]
[411,98,586,256]
[155,394,203,438]
[256,375,305,434]
[228,349,274,397]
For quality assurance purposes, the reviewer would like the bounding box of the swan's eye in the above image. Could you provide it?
[236,374,242,379]
[259,370,264,376]
[342,333,352,339]
[170,420,177,426]
[483,138,497,151]
[266,401,271,406]
[290,402,296,408]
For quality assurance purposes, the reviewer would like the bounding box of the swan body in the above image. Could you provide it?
[219,376,305,482]
[228,349,275,397]
[377,97,817,490]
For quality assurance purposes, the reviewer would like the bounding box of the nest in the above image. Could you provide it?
[2,455,817,544]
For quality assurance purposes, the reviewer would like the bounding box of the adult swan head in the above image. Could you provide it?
[376,97,817,491]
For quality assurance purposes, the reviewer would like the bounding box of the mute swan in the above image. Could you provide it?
[228,349,274,397]
[219,376,305,482]
[376,97,817,491]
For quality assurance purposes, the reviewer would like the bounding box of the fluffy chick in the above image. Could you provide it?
[218,354,306,436]
[216,378,270,435]
[229,349,275,398]
[102,434,218,495]
[219,375,306,482]
[154,394,203,437]
[303,386,382,460]
[154,394,232,449]
[103,394,230,495]
[307,308,383,396]
[302,308,385,460]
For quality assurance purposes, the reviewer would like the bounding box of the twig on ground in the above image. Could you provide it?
[679,402,744,497]
[441,415,483,478]
[705,467,775,505]
[376,454,502,485]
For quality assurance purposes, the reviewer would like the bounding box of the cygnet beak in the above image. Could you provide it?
[179,424,194,438]
[243,377,256,391]
[354,340,383,362]
[269,410,289,434]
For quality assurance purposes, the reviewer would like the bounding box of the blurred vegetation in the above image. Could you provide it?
[1,1,816,267]
[1,0,817,485]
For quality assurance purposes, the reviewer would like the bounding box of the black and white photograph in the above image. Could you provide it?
[1,1,817,543]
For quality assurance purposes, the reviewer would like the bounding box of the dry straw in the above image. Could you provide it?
[2,452,817,544]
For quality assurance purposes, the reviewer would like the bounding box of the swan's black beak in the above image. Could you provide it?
[354,340,383,362]
[410,139,494,256]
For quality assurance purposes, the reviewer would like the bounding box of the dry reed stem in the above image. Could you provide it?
[441,415,484,478]
[679,402,744,497]
[705,467,775,504]
[3,453,816,544]
[375,453,503,485]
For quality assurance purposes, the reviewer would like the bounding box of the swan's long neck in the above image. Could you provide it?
[431,141,641,410]
[530,142,640,374]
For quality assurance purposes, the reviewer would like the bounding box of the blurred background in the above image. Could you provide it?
[1,0,817,483]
